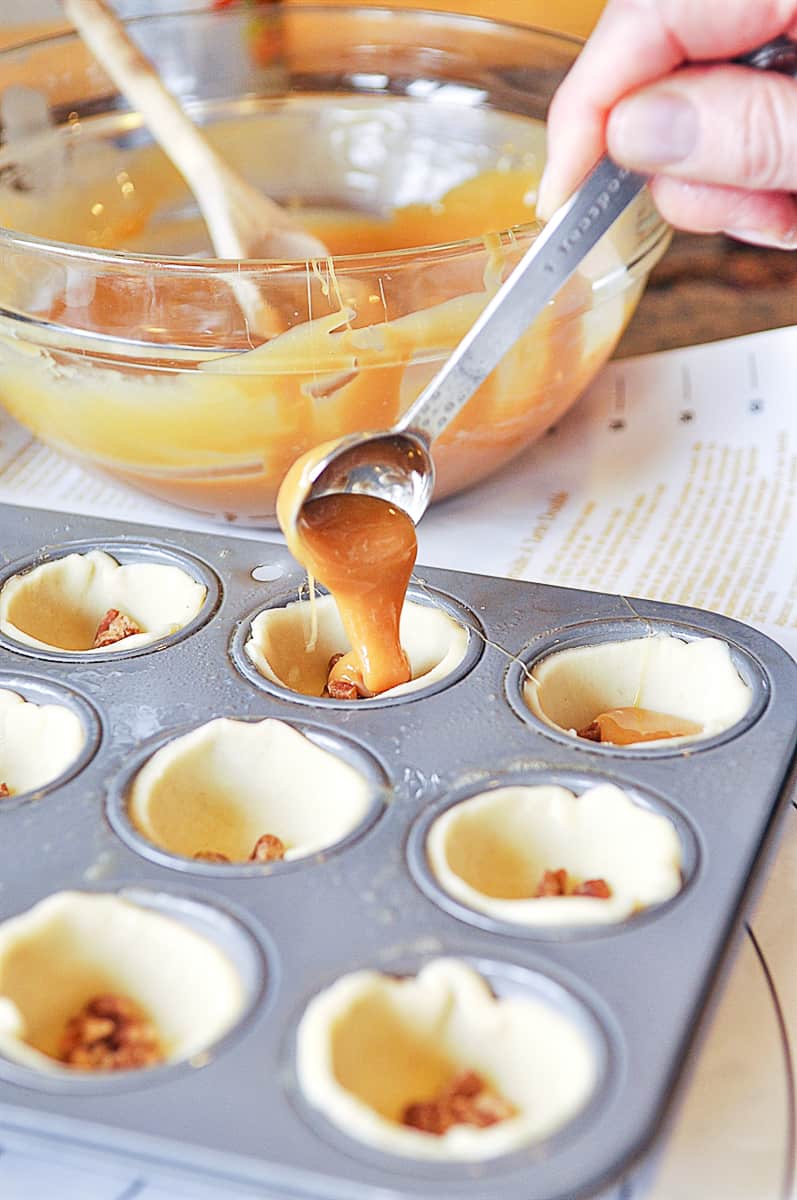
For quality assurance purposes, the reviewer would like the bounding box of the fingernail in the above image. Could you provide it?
[730,226,797,250]
[610,92,699,167]
[536,167,557,222]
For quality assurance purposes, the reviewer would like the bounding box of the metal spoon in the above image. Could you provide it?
[284,37,797,527]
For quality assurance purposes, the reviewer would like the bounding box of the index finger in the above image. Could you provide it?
[537,0,797,219]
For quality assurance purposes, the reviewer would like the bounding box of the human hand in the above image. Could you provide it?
[537,1,797,249]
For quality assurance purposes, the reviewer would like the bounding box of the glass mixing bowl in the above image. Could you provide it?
[0,4,670,525]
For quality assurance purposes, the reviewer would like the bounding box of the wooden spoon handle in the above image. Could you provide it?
[62,0,297,257]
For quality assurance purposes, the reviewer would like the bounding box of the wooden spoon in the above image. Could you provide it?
[62,0,327,336]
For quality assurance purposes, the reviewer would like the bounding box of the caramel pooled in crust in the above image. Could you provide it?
[59,994,164,1071]
[577,706,702,746]
[0,782,10,798]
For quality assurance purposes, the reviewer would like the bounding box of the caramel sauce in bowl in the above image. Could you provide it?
[0,6,670,525]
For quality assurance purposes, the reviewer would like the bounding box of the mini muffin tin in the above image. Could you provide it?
[0,501,795,1200]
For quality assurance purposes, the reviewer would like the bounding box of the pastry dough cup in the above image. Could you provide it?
[110,717,387,874]
[424,782,683,928]
[295,957,605,1162]
[0,673,100,804]
[0,541,218,660]
[0,888,266,1089]
[507,622,761,754]
[236,587,480,706]
[409,769,698,939]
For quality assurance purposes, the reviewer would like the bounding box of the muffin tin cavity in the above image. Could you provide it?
[0,672,100,804]
[516,629,755,751]
[0,688,84,800]
[237,587,479,706]
[295,958,599,1161]
[0,890,253,1082]
[0,542,217,659]
[423,783,683,929]
[118,718,387,872]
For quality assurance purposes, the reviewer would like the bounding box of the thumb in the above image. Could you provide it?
[607,65,797,194]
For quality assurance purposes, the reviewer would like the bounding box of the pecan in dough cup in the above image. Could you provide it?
[0,892,245,1074]
[245,594,468,700]
[427,783,682,926]
[296,958,597,1160]
[129,718,374,863]
[0,551,206,654]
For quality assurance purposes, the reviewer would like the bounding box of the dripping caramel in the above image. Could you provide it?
[278,467,417,696]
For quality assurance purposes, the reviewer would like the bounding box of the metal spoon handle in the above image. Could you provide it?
[397,35,797,448]
[396,157,647,444]
[736,35,797,74]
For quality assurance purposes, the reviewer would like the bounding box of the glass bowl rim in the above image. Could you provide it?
[0,3,617,275]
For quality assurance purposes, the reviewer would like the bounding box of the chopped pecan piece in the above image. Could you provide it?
[59,994,163,1071]
[535,868,569,897]
[321,653,343,696]
[577,720,602,742]
[402,1099,450,1135]
[250,833,286,862]
[0,782,10,799]
[193,850,230,863]
[92,609,141,649]
[450,1088,515,1128]
[449,1069,482,1097]
[573,878,612,899]
[468,1089,516,1126]
[535,868,612,899]
[323,652,366,701]
[327,677,362,701]
[402,1070,514,1135]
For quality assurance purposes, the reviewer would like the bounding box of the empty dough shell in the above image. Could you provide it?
[296,958,597,1160]
[426,783,682,926]
[0,550,207,653]
[244,593,469,699]
[524,634,752,747]
[128,717,376,863]
[0,688,85,795]
[0,891,245,1073]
